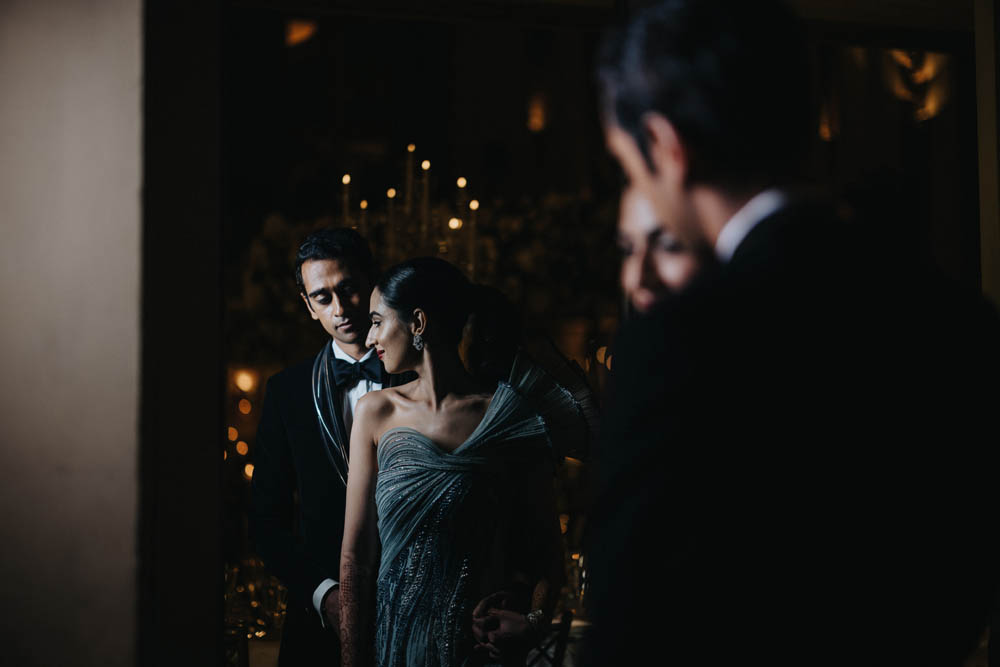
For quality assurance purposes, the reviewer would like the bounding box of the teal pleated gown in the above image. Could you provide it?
[373,357,593,667]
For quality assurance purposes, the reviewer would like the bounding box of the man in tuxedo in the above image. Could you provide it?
[588,2,999,665]
[250,228,407,666]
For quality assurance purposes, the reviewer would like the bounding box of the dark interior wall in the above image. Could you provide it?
[140,1,223,665]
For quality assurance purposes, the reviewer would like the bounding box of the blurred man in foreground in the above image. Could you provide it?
[589,2,1000,665]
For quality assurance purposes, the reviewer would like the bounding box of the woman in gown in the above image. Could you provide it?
[617,184,708,312]
[339,258,589,667]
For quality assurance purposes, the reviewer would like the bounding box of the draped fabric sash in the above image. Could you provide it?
[374,381,548,581]
[371,354,598,666]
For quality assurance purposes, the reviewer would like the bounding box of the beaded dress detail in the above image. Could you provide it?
[373,355,596,667]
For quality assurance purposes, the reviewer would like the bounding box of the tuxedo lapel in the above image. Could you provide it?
[322,354,406,457]
[328,391,348,451]
[726,208,787,269]
[318,348,350,457]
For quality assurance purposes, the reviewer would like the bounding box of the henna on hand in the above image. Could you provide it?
[339,555,376,667]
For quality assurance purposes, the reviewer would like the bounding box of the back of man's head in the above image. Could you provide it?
[597,0,811,191]
[294,227,374,294]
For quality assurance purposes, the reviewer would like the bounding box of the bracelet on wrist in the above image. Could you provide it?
[525,609,547,639]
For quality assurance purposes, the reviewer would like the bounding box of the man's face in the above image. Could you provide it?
[604,122,705,251]
[300,258,371,347]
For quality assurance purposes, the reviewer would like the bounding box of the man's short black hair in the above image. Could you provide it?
[597,0,811,190]
[294,227,375,294]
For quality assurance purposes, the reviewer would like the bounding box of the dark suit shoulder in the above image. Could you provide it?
[265,354,320,403]
[728,197,847,275]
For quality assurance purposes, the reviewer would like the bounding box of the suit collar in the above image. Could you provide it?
[330,339,375,364]
[714,188,787,263]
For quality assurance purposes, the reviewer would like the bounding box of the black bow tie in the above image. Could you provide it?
[332,353,382,390]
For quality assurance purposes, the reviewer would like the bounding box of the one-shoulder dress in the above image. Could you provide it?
[372,358,594,667]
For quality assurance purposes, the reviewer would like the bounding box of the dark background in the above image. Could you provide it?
[146,1,991,664]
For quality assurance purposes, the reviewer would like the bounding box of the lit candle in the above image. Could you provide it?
[341,173,351,227]
[468,199,479,280]
[404,144,415,217]
[420,160,431,247]
[455,176,468,221]
[386,188,397,262]
[359,199,368,237]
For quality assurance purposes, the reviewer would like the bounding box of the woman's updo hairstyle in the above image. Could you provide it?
[376,257,472,346]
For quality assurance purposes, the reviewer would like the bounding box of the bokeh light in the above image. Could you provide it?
[234,369,257,393]
[285,20,317,47]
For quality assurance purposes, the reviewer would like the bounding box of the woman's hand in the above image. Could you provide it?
[471,592,537,662]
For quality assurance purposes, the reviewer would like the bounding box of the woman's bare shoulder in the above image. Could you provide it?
[357,387,400,415]
[354,388,399,438]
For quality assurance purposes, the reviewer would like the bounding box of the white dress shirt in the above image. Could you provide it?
[714,188,787,263]
[312,340,383,623]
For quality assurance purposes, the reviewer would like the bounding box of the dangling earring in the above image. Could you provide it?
[412,333,424,351]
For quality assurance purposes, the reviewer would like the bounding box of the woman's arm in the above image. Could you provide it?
[339,393,384,667]
[472,463,567,660]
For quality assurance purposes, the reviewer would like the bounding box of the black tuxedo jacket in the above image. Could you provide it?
[249,348,411,663]
[589,198,1000,666]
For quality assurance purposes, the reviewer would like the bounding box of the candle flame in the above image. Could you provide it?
[456,177,467,188]
[342,174,351,185]
[387,188,397,198]
[469,199,480,211]
[421,160,431,171]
